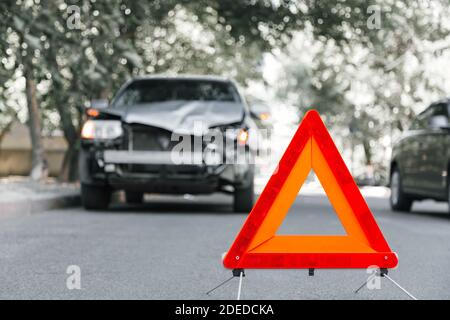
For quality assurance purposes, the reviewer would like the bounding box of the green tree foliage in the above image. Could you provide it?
[275,0,450,176]
[0,0,300,180]
[1,0,449,181]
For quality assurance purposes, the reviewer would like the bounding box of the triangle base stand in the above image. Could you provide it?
[207,268,418,300]
[206,268,315,300]
[354,268,418,300]
[206,269,245,300]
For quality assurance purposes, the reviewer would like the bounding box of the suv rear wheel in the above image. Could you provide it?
[81,184,111,210]
[390,168,412,212]
[233,170,255,213]
[125,192,144,204]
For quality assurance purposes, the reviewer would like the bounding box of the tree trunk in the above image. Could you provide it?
[53,81,80,182]
[362,139,372,166]
[24,65,48,181]
[0,116,16,145]
[59,143,79,182]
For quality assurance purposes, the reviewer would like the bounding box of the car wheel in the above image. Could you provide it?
[390,168,412,212]
[81,184,111,210]
[125,192,144,204]
[233,171,255,213]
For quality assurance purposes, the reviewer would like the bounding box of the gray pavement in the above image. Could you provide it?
[0,191,449,300]
[0,177,80,215]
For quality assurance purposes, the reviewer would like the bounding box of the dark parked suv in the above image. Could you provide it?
[390,99,450,212]
[79,75,258,212]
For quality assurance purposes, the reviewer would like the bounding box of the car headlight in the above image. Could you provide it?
[225,128,249,146]
[81,120,123,140]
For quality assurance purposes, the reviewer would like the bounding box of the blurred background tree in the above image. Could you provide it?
[1,0,450,182]
[273,0,450,179]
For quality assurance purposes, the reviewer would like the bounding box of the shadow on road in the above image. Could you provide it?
[376,199,450,221]
[82,191,450,221]
[104,192,336,216]
[105,193,242,215]
[394,209,450,221]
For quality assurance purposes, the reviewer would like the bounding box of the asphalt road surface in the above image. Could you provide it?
[0,191,449,300]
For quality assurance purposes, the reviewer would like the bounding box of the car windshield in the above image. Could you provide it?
[112,79,240,107]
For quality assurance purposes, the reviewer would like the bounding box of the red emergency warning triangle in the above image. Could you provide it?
[223,110,398,269]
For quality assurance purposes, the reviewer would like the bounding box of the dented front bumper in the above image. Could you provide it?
[79,148,250,194]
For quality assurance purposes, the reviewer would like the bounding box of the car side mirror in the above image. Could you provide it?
[429,115,449,129]
[90,99,109,109]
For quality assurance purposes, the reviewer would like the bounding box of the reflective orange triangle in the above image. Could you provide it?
[223,110,398,269]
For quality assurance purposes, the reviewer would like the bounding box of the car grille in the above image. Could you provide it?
[126,125,174,151]
[122,124,203,174]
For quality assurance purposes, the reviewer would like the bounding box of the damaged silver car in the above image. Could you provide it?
[79,75,258,212]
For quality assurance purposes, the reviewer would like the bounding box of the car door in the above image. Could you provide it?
[401,112,428,192]
[419,103,449,198]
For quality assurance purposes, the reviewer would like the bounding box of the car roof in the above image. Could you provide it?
[112,75,244,106]
[131,74,232,83]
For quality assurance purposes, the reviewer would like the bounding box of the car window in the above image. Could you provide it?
[410,111,429,130]
[432,103,449,118]
[112,80,240,107]
[411,103,450,130]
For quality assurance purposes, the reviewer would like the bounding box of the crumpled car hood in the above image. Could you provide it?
[104,101,244,134]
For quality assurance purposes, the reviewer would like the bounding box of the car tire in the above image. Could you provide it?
[81,184,111,210]
[125,192,144,204]
[390,168,412,212]
[233,171,255,213]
